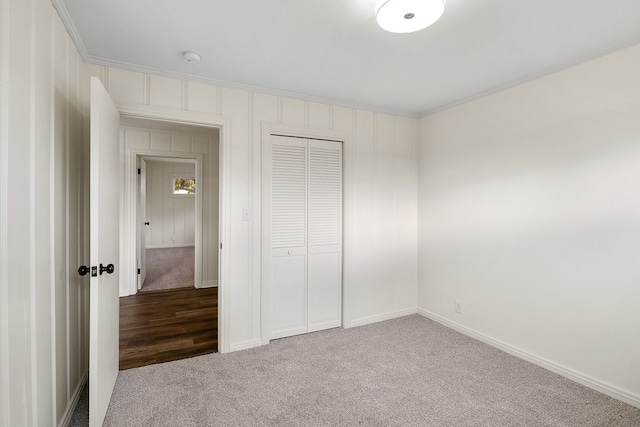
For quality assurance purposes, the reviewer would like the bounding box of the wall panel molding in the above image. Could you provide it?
[0,0,11,422]
[0,0,89,424]
[350,308,418,328]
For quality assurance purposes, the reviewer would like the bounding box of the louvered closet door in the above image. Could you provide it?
[269,137,308,339]
[307,140,342,332]
[267,135,342,340]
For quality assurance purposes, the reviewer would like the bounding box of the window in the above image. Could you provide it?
[172,175,196,195]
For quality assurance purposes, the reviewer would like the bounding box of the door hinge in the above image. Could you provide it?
[137,268,141,274]
[138,168,141,174]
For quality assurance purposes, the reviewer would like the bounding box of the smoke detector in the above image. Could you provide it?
[183,51,201,63]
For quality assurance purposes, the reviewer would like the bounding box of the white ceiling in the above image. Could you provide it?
[55,0,640,117]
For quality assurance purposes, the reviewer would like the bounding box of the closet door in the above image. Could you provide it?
[266,135,342,340]
[269,137,308,339]
[307,140,342,332]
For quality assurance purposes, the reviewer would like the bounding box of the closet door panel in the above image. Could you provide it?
[269,137,308,338]
[308,248,341,332]
[271,253,307,339]
[266,136,342,339]
[307,140,342,332]
[308,142,342,248]
[271,141,307,251]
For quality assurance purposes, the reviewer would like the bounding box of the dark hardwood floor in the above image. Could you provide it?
[119,287,218,370]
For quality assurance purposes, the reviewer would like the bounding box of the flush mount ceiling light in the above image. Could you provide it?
[376,0,445,33]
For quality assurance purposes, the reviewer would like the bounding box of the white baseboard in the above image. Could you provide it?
[201,280,218,288]
[58,370,88,427]
[349,307,417,328]
[417,308,640,409]
[146,243,195,249]
[229,338,262,353]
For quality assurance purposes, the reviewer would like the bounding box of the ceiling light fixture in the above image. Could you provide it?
[376,0,445,33]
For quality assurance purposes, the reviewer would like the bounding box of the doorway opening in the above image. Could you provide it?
[120,117,220,296]
[119,117,221,369]
[138,156,197,293]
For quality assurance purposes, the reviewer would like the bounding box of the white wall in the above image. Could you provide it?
[145,160,196,248]
[418,44,640,406]
[83,66,419,351]
[0,0,89,425]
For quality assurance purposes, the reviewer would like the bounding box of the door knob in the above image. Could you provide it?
[100,263,115,275]
[144,222,150,225]
[77,265,90,276]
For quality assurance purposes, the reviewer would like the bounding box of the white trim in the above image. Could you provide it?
[117,103,226,126]
[50,0,89,60]
[145,244,196,249]
[420,38,640,118]
[28,10,38,419]
[417,308,640,409]
[0,0,9,418]
[262,122,349,143]
[341,110,357,330]
[260,131,272,346]
[218,114,231,355]
[115,103,230,354]
[349,307,418,328]
[201,280,218,288]
[57,371,87,427]
[74,38,640,120]
[229,338,262,353]
[89,56,419,119]
[59,11,69,420]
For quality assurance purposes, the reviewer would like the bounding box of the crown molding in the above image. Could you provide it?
[51,0,418,118]
[82,54,420,119]
[51,0,89,60]
[419,37,640,118]
[51,0,640,121]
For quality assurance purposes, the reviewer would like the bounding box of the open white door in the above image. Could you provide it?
[89,77,120,427]
[137,157,147,289]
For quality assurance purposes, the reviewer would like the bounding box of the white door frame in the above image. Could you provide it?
[126,152,204,293]
[117,104,230,353]
[137,157,147,289]
[260,123,352,345]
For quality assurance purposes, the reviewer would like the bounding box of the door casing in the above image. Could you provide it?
[137,157,147,289]
[126,152,204,294]
[260,123,351,346]
[134,154,202,292]
[116,104,230,353]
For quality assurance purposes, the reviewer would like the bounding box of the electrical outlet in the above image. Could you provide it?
[455,300,463,314]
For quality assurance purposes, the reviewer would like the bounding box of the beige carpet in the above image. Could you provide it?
[102,315,640,426]
[141,247,194,292]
